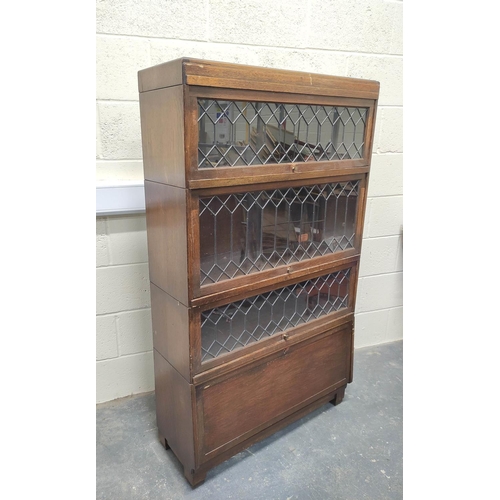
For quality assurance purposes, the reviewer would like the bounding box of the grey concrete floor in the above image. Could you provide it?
[97,340,402,500]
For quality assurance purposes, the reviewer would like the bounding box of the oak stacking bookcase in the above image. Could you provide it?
[138,58,379,487]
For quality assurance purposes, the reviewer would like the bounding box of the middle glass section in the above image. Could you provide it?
[199,181,359,286]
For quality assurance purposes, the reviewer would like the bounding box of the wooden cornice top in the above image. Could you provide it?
[138,58,380,100]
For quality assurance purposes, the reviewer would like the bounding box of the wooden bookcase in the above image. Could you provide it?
[138,58,379,487]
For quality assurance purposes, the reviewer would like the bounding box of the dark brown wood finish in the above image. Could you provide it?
[138,59,379,487]
[185,85,376,190]
[194,251,359,306]
[150,283,191,382]
[331,386,346,405]
[186,72,378,100]
[189,261,358,378]
[192,256,358,310]
[349,321,355,384]
[192,172,367,197]
[189,164,370,190]
[353,175,368,250]
[189,85,375,107]
[200,324,351,457]
[139,85,186,188]
[188,174,366,303]
[138,58,379,98]
[189,307,202,382]
[190,384,347,486]
[153,350,196,475]
[138,58,184,93]
[144,181,189,305]
[363,97,378,162]
[194,312,353,383]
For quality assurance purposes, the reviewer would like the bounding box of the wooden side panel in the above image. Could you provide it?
[139,85,185,187]
[154,350,195,471]
[138,58,184,93]
[144,181,188,305]
[201,326,351,456]
[151,283,191,382]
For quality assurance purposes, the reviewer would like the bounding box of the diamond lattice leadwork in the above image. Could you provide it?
[199,181,359,285]
[201,269,350,362]
[198,100,367,168]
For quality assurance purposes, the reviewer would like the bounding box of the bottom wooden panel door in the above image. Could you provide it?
[197,322,352,463]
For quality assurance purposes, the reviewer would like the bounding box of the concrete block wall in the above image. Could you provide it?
[96,0,403,403]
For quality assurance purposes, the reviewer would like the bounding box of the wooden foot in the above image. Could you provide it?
[330,387,346,406]
[184,467,206,488]
[158,431,170,450]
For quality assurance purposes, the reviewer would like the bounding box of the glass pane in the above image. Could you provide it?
[201,269,350,362]
[198,100,367,168]
[199,181,359,285]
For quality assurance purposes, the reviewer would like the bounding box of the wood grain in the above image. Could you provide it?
[191,256,358,309]
[150,283,191,382]
[138,58,380,99]
[187,84,376,108]
[139,85,186,187]
[192,384,347,481]
[144,181,189,305]
[188,163,369,190]
[138,58,184,93]
[153,350,195,473]
[194,314,353,384]
[200,325,351,456]
[183,59,379,99]
[137,58,380,487]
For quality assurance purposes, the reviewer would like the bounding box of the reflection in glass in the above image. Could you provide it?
[198,100,367,168]
[199,182,359,285]
[201,269,350,362]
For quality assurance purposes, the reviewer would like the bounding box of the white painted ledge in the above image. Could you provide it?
[96,181,145,216]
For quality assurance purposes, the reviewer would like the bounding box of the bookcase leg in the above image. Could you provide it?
[158,431,170,450]
[184,467,206,487]
[330,386,346,406]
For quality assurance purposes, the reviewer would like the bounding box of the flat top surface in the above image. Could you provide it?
[138,58,380,99]
[96,340,402,500]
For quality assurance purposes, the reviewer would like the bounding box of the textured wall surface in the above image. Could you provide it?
[96,0,403,403]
